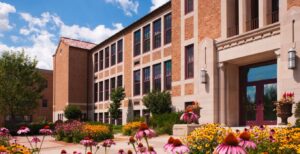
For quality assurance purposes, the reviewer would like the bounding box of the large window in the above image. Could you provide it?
[185,44,194,79]
[99,50,104,70]
[134,70,141,96]
[153,63,161,91]
[105,47,109,68]
[111,77,116,93]
[99,81,103,101]
[153,19,161,49]
[94,83,98,103]
[164,60,172,90]
[42,99,48,108]
[185,0,194,14]
[111,43,116,66]
[104,80,109,100]
[134,30,141,56]
[117,75,123,88]
[164,13,172,44]
[94,53,98,72]
[143,24,151,53]
[143,67,150,94]
[117,39,123,63]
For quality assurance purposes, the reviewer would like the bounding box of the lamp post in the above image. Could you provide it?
[288,48,296,69]
[201,68,207,84]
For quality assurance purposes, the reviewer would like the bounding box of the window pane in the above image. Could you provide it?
[99,82,103,101]
[164,13,172,44]
[105,47,109,68]
[111,43,116,66]
[94,83,98,103]
[143,67,150,94]
[134,70,141,96]
[143,25,150,53]
[94,53,99,72]
[185,0,194,14]
[153,19,161,49]
[117,39,123,63]
[111,77,115,93]
[105,80,109,100]
[134,30,141,56]
[164,60,172,90]
[153,63,161,91]
[117,75,123,88]
[99,50,103,70]
[185,44,194,79]
[247,63,277,82]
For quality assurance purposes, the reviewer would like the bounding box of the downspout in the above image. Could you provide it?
[86,51,90,120]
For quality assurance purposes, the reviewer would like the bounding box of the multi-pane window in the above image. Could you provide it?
[99,50,104,70]
[164,13,172,44]
[134,30,141,56]
[185,44,194,79]
[143,25,151,53]
[111,43,116,66]
[111,77,116,93]
[143,67,150,94]
[164,60,172,90]
[94,83,98,103]
[117,39,123,63]
[104,80,109,100]
[105,47,109,68]
[94,53,99,72]
[42,99,48,108]
[153,19,161,49]
[153,63,161,91]
[117,75,123,88]
[134,70,141,96]
[99,81,103,101]
[185,0,194,14]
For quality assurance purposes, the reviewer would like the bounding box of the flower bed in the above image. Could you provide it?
[54,120,113,143]
[186,124,300,154]
[122,121,141,136]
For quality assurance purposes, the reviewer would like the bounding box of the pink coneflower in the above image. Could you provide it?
[0,127,9,136]
[270,129,275,136]
[145,146,157,154]
[39,125,53,135]
[61,150,67,154]
[80,137,97,147]
[239,131,256,150]
[135,123,156,141]
[180,110,199,124]
[164,137,175,152]
[102,139,115,147]
[118,149,126,154]
[31,137,41,143]
[73,151,82,154]
[137,143,147,153]
[259,125,265,130]
[171,139,190,154]
[127,150,133,154]
[269,135,275,142]
[17,126,30,135]
[215,133,246,154]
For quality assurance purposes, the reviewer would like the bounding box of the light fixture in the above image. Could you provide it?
[201,68,207,84]
[288,48,296,69]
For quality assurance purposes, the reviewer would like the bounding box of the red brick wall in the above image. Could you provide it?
[288,0,300,9]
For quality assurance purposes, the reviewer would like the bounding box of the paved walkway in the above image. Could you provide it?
[14,134,171,154]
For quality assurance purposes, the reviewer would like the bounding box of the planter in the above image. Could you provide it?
[173,124,200,137]
[276,103,293,125]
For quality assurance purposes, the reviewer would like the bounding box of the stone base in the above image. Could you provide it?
[172,124,200,137]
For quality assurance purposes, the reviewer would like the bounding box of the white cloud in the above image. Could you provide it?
[10,35,19,42]
[105,0,139,16]
[150,0,170,11]
[0,2,16,32]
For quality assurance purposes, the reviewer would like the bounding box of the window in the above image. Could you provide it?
[99,81,103,101]
[153,19,161,49]
[99,113,103,123]
[143,24,151,53]
[185,0,194,14]
[143,67,150,94]
[134,30,141,56]
[185,44,194,79]
[117,75,123,88]
[134,70,141,96]
[111,43,116,66]
[94,53,99,72]
[164,60,172,90]
[153,63,161,91]
[104,80,109,100]
[111,77,116,93]
[94,83,98,103]
[117,39,123,63]
[94,113,98,121]
[42,99,48,108]
[99,50,104,70]
[164,13,172,44]
[105,47,109,68]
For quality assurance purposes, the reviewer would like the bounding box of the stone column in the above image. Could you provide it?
[239,0,247,34]
[218,62,227,125]
[221,0,228,39]
[259,0,268,27]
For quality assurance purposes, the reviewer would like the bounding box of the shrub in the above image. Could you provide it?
[149,112,184,135]
[64,105,82,120]
[295,102,300,119]
[143,90,172,114]
[82,124,113,141]
[109,87,125,125]
[5,122,54,136]
[122,121,141,136]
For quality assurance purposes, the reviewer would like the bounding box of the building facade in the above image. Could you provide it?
[53,0,300,126]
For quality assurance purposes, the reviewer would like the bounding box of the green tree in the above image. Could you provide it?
[143,90,172,114]
[64,105,82,120]
[109,87,125,125]
[0,51,47,122]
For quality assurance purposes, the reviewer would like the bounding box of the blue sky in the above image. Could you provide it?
[0,0,169,69]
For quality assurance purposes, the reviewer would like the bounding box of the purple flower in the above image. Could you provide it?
[17,126,30,135]
[0,127,9,136]
[171,139,190,154]
[137,143,147,153]
[164,137,175,152]
[118,149,126,154]
[180,111,199,124]
[31,137,41,143]
[39,125,53,135]
[269,135,276,142]
[215,133,246,154]
[143,146,157,154]
[239,131,256,150]
[102,139,115,147]
[270,129,275,136]
[80,137,97,147]
[135,123,156,140]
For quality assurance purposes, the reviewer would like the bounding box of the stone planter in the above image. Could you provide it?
[173,124,200,137]
[276,103,293,125]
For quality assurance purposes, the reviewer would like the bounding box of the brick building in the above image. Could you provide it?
[53,0,300,126]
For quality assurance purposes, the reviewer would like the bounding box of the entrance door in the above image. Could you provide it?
[240,61,277,125]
